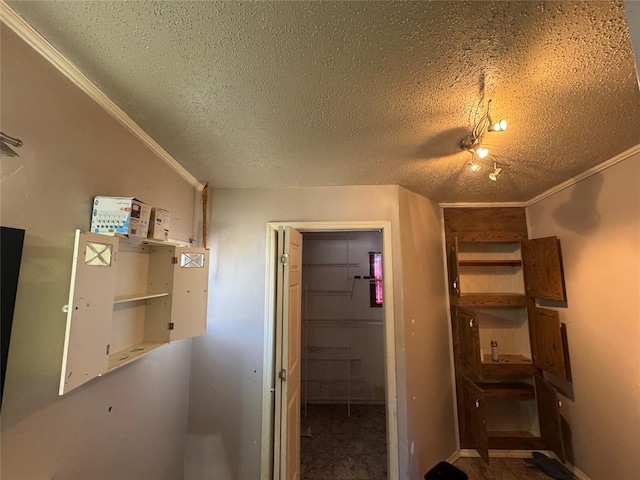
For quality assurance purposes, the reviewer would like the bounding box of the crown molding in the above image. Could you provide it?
[525,142,640,206]
[440,142,640,209]
[0,1,205,191]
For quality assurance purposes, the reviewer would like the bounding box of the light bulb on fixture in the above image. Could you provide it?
[489,162,503,181]
[468,160,481,172]
[474,146,489,159]
[488,118,508,132]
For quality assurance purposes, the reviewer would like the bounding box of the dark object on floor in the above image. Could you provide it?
[424,461,468,480]
[525,452,574,480]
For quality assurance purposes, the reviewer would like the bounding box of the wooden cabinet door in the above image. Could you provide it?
[448,237,460,296]
[530,307,569,380]
[462,376,489,463]
[535,374,566,462]
[522,237,566,301]
[458,309,481,377]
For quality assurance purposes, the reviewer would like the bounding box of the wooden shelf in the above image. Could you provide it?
[458,293,527,307]
[481,354,534,377]
[476,382,535,399]
[458,260,522,267]
[113,292,170,304]
[488,430,535,438]
[448,231,527,243]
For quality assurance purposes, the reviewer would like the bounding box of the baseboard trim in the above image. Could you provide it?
[564,463,592,480]
[455,449,592,479]
[445,450,461,464]
[458,448,556,459]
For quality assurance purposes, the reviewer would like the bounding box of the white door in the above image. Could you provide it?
[59,230,118,394]
[274,226,303,480]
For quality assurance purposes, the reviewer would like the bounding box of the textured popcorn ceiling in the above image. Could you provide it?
[6,1,640,202]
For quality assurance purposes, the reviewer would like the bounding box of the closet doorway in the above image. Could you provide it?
[263,221,399,480]
[300,231,387,479]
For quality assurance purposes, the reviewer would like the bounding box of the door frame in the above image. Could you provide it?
[260,221,399,480]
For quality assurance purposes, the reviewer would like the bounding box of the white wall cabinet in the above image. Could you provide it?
[59,230,209,395]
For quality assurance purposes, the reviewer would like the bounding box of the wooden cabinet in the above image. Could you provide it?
[444,207,571,464]
[59,230,209,395]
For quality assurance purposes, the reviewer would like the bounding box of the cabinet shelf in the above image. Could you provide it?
[113,292,170,304]
[458,294,527,307]
[107,342,164,371]
[458,260,522,267]
[488,430,535,438]
[480,354,534,377]
[97,232,191,247]
[476,382,535,399]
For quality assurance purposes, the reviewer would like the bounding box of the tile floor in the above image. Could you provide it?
[453,456,570,480]
[300,406,559,480]
[300,404,387,480]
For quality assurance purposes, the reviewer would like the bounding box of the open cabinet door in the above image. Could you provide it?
[448,237,460,296]
[274,227,303,480]
[458,309,481,377]
[522,237,566,301]
[59,231,118,394]
[530,307,569,381]
[535,374,566,462]
[462,376,489,463]
[170,246,210,341]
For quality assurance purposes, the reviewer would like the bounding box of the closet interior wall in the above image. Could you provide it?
[301,231,385,415]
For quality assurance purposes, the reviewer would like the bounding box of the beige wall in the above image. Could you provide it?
[186,185,457,479]
[1,27,196,479]
[526,152,640,480]
[397,189,457,476]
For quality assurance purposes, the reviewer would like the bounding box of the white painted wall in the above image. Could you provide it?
[397,188,457,477]
[186,185,457,479]
[526,152,640,480]
[1,27,196,479]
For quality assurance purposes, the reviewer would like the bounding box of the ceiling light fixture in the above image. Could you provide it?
[460,99,507,180]
[0,131,23,158]
[468,158,481,172]
[489,162,503,181]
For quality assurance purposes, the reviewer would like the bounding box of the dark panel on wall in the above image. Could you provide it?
[1,227,25,405]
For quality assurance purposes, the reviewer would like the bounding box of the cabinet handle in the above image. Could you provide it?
[469,318,474,328]
[558,400,562,408]
[475,399,480,409]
